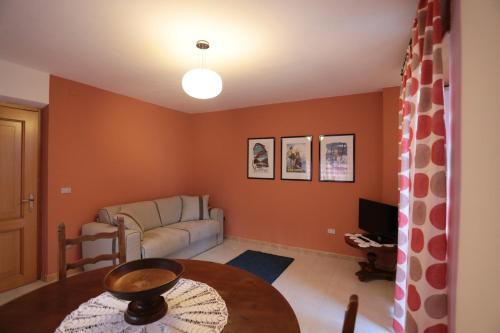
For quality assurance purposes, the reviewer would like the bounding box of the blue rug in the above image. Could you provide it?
[226,250,294,283]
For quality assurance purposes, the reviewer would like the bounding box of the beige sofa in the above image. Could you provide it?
[81,195,224,271]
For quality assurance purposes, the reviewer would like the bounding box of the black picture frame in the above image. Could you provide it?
[247,137,275,180]
[318,133,355,183]
[280,136,313,181]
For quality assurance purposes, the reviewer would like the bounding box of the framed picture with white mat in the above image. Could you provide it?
[280,136,313,181]
[319,134,355,182]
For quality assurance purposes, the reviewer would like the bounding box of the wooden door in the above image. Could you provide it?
[0,103,39,292]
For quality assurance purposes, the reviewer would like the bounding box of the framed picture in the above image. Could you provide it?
[247,137,275,179]
[319,134,355,182]
[281,136,313,181]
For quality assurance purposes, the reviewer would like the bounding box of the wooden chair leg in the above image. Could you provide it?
[117,217,126,264]
[58,223,67,281]
[342,294,359,333]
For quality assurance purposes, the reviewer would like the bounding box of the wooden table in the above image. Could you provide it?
[0,260,300,333]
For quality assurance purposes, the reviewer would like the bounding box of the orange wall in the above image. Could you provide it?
[44,76,193,275]
[381,87,400,205]
[42,77,400,274]
[190,93,391,257]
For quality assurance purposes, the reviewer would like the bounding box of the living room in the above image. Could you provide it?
[0,1,499,333]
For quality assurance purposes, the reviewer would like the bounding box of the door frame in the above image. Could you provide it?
[0,102,42,282]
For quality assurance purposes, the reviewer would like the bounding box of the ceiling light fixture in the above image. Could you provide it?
[182,40,223,99]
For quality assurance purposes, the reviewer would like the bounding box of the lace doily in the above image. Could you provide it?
[55,278,228,333]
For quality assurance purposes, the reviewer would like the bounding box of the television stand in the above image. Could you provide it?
[344,234,396,282]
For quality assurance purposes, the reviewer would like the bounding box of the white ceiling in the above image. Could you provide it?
[0,0,416,113]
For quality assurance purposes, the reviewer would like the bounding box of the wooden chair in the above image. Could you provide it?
[342,294,359,333]
[58,217,126,281]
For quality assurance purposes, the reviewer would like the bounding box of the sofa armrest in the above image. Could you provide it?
[209,208,224,244]
[81,222,141,271]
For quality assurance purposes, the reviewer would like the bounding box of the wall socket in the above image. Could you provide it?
[327,228,336,235]
[60,186,72,194]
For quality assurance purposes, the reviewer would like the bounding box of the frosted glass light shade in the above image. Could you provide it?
[182,68,223,99]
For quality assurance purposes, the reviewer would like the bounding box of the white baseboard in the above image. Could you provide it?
[224,235,363,262]
[42,267,83,283]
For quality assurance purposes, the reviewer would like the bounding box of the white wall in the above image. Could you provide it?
[453,1,500,332]
[0,59,49,107]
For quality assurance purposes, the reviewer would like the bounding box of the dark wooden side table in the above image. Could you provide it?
[344,235,397,282]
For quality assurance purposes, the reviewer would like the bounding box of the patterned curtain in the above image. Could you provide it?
[393,0,448,332]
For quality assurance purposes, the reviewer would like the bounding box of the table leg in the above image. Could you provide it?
[356,252,395,282]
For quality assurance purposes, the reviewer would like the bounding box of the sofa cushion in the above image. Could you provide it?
[98,204,122,224]
[180,195,210,221]
[119,201,162,231]
[154,196,182,226]
[112,213,144,240]
[167,220,220,243]
[141,227,189,258]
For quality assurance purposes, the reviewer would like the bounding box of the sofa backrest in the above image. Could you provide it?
[154,196,182,226]
[119,201,162,231]
[98,196,183,229]
[98,201,162,231]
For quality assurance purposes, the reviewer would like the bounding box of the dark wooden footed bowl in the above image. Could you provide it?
[103,258,184,325]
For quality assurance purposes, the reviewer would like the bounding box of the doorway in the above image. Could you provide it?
[0,103,39,292]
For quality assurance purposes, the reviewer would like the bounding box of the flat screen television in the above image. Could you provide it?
[358,198,398,243]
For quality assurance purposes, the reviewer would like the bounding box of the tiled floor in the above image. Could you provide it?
[0,239,394,332]
[195,238,394,333]
[0,279,50,306]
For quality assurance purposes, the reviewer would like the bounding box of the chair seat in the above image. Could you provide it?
[141,227,189,258]
[167,220,220,243]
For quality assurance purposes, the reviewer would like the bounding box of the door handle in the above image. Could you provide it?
[21,193,35,210]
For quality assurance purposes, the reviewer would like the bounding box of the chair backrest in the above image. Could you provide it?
[342,294,359,333]
[58,217,125,280]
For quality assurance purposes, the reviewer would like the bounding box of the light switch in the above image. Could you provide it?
[60,186,72,194]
